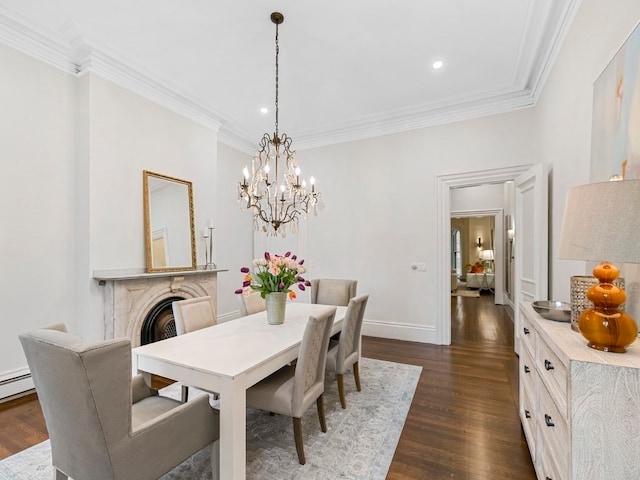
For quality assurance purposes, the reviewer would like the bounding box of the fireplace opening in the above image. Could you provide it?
[140,296,184,345]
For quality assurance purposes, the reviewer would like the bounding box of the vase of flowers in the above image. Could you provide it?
[235,251,311,325]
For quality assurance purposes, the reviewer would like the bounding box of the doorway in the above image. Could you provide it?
[435,165,533,345]
[451,211,503,302]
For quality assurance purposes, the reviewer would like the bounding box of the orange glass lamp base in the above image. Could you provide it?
[578,262,638,353]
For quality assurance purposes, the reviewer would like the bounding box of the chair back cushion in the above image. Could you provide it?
[335,294,369,373]
[310,279,357,306]
[19,324,133,478]
[292,307,336,416]
[172,296,217,335]
[237,291,267,317]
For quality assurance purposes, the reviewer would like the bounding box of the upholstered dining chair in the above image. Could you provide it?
[310,278,357,306]
[246,306,337,465]
[237,291,267,317]
[172,296,217,402]
[325,294,369,409]
[19,324,220,480]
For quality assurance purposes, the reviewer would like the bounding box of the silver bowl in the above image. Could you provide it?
[532,300,571,322]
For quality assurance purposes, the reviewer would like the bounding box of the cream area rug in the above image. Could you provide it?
[0,358,421,480]
[451,289,480,298]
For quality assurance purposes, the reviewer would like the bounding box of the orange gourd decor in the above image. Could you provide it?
[578,262,638,353]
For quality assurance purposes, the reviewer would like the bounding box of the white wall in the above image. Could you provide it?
[215,142,254,318]
[0,43,76,395]
[299,112,540,342]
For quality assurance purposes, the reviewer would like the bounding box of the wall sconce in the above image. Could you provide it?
[476,237,482,248]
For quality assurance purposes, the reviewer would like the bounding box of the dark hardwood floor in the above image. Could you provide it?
[0,294,535,479]
[363,294,535,480]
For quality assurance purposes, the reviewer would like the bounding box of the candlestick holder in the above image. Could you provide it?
[203,227,216,269]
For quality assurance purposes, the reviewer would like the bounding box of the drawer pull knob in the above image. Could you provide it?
[545,414,555,427]
[523,327,530,335]
[524,365,530,374]
[525,409,531,419]
[544,359,554,371]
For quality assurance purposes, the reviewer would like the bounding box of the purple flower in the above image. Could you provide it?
[243,281,251,287]
[291,255,297,260]
[297,276,305,282]
[305,281,311,287]
[264,252,271,260]
[234,289,243,294]
[298,259,305,265]
[298,284,306,291]
[240,267,250,273]
[278,282,285,290]
[284,251,291,257]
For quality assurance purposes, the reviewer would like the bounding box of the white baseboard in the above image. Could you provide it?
[362,319,436,344]
[0,367,34,400]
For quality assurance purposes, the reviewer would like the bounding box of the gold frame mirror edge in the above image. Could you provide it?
[143,170,197,273]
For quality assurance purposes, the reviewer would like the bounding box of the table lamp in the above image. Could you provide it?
[481,249,494,273]
[558,179,640,353]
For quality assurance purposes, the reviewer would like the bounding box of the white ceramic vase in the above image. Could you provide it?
[265,292,287,325]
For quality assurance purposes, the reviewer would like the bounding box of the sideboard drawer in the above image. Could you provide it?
[521,311,536,356]
[520,382,537,458]
[538,380,569,480]
[520,345,536,402]
[537,334,567,415]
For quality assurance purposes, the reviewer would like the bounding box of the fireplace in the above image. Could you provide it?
[140,295,184,345]
[94,268,223,347]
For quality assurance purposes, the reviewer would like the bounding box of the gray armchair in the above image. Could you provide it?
[246,306,336,465]
[310,278,357,306]
[325,294,369,408]
[19,324,220,480]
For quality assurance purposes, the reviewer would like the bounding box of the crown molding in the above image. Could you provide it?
[0,7,226,132]
[0,7,75,72]
[1,1,582,152]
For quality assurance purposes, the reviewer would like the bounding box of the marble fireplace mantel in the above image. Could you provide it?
[94,267,227,347]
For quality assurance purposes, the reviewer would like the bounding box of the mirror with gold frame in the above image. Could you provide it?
[143,170,196,273]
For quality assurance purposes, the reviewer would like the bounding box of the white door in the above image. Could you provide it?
[513,163,548,354]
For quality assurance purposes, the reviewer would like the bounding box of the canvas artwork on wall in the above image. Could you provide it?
[590,21,640,322]
[591,21,640,181]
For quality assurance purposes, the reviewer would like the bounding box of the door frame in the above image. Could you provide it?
[436,164,533,345]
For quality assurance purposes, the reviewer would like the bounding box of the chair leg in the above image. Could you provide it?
[337,374,347,409]
[316,394,327,432]
[292,417,306,465]
[181,384,189,403]
[54,468,69,480]
[210,438,220,480]
[353,361,361,392]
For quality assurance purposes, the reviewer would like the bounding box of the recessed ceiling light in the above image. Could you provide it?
[432,60,444,70]
[259,106,269,115]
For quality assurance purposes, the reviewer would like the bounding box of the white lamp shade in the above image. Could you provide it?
[558,179,640,264]
[481,250,494,260]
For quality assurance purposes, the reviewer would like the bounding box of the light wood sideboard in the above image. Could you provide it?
[519,303,640,480]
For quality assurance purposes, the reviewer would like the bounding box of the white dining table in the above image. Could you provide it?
[132,302,346,480]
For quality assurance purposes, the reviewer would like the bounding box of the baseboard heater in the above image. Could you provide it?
[0,369,35,401]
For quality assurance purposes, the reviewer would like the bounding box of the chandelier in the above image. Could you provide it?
[237,12,321,237]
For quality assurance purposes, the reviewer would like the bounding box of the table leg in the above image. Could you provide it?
[218,376,246,480]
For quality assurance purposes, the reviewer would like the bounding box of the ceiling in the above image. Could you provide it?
[0,0,581,152]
